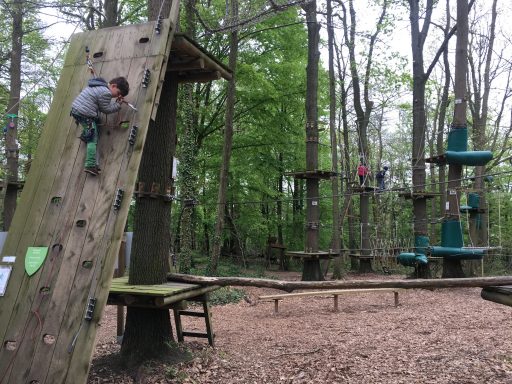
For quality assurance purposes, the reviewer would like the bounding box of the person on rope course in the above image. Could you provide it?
[376,165,389,190]
[357,162,370,186]
[71,77,130,176]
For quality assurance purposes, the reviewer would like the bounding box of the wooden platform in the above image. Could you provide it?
[287,250,334,260]
[108,277,219,346]
[0,11,190,384]
[399,191,442,200]
[284,170,337,179]
[108,276,220,307]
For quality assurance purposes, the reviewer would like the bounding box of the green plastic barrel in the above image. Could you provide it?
[415,235,429,255]
[441,220,463,248]
[467,193,480,208]
[447,128,468,152]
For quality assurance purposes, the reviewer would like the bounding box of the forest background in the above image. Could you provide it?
[1,0,512,277]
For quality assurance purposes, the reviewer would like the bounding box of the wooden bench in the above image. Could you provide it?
[259,288,404,314]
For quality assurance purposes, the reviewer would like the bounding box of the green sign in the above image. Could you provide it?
[25,247,49,276]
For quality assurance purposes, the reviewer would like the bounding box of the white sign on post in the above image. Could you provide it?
[0,265,13,296]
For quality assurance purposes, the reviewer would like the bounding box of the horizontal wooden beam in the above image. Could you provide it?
[168,57,205,71]
[171,36,232,80]
[167,273,512,293]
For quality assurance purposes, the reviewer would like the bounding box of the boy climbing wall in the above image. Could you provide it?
[71,77,130,176]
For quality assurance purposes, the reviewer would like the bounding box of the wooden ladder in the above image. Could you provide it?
[173,294,214,346]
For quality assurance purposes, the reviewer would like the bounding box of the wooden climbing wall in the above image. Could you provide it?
[0,7,178,384]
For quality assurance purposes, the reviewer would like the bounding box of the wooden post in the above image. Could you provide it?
[273,299,279,314]
[116,237,126,343]
[333,294,339,312]
[394,291,399,307]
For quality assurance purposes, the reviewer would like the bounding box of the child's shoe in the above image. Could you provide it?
[84,166,100,176]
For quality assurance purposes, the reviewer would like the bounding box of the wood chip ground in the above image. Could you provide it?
[88,272,512,383]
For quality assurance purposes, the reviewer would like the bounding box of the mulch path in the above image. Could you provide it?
[88,272,512,383]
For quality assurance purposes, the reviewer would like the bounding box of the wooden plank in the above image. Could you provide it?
[259,288,405,300]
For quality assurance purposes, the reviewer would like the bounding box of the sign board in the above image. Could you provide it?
[25,247,49,276]
[0,265,12,296]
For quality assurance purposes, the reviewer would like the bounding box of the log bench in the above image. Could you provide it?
[259,288,404,314]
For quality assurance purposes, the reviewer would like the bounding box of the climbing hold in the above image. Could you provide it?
[39,286,50,295]
[42,334,56,345]
[113,188,124,210]
[84,297,97,321]
[51,196,62,205]
[155,16,163,34]
[4,340,17,351]
[128,125,138,145]
[142,69,151,88]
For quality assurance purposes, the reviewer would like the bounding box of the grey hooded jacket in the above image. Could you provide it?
[71,78,121,119]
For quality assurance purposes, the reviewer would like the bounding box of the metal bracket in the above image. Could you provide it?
[84,297,97,321]
[113,188,124,211]
[128,125,138,146]
[142,69,151,88]
[155,16,163,34]
[306,221,319,230]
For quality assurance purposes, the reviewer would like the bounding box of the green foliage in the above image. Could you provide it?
[208,286,247,306]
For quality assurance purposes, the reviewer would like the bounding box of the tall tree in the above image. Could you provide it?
[341,0,388,273]
[178,0,198,274]
[120,0,179,365]
[467,0,497,251]
[207,0,239,275]
[443,0,469,278]
[301,0,322,281]
[3,0,23,230]
[327,0,342,278]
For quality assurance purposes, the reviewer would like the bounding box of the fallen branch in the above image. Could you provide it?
[167,273,512,293]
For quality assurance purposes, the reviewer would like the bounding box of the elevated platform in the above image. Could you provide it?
[399,190,442,200]
[108,277,219,346]
[350,185,380,193]
[284,170,337,179]
[108,276,219,307]
[287,250,334,260]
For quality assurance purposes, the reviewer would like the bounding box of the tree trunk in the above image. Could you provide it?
[178,0,199,274]
[168,273,512,292]
[301,0,322,281]
[327,0,342,279]
[408,0,432,278]
[467,0,497,265]
[3,0,23,230]
[342,0,388,273]
[443,0,469,278]
[207,0,238,275]
[120,1,179,365]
